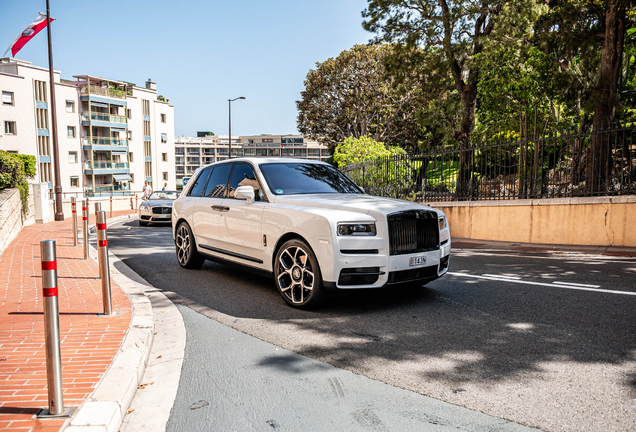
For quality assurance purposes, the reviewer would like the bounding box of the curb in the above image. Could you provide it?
[63,213,155,432]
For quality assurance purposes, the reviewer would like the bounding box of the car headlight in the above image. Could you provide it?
[439,217,447,230]
[140,205,149,211]
[337,223,376,236]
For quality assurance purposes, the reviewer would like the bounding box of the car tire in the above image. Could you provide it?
[274,239,324,309]
[175,222,205,269]
[139,220,149,226]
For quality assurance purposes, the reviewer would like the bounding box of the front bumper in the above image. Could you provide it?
[321,226,451,290]
[139,208,173,223]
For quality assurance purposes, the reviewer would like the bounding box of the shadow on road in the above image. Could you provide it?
[108,220,636,395]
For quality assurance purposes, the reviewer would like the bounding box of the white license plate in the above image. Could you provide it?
[409,256,426,267]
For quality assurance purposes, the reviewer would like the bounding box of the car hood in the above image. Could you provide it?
[142,199,175,207]
[271,194,441,220]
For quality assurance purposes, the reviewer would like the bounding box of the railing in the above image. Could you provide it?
[85,184,132,194]
[80,85,127,100]
[341,124,636,201]
[81,113,127,124]
[82,138,128,146]
[84,162,130,170]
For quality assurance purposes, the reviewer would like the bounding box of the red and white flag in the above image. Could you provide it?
[3,13,55,58]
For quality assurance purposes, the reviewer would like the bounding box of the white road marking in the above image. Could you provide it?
[552,281,601,288]
[483,274,521,280]
[448,272,636,296]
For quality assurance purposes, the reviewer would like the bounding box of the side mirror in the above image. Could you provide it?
[235,186,255,204]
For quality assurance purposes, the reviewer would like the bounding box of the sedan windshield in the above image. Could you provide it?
[148,191,179,200]
[259,162,362,195]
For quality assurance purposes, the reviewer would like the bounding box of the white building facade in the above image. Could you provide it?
[174,134,330,190]
[0,58,175,197]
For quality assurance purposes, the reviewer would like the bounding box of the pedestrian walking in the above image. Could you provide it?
[162,182,168,191]
[143,181,152,198]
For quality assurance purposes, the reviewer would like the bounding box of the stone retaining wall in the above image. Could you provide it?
[0,186,35,257]
[428,196,636,247]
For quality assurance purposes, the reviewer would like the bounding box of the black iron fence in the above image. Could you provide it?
[341,124,636,201]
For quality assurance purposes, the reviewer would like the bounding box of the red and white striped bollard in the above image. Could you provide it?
[96,211,112,315]
[71,197,78,247]
[82,200,89,260]
[40,240,65,415]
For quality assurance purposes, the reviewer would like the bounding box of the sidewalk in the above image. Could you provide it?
[0,210,136,432]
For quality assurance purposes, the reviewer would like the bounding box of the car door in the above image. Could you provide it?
[192,164,232,249]
[217,162,265,264]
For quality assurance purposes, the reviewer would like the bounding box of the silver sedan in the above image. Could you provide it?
[138,191,179,226]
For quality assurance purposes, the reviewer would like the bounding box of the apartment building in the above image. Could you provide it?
[174,134,330,189]
[0,58,175,196]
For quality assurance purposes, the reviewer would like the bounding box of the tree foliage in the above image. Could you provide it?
[296,44,427,150]
[0,151,36,215]
[333,135,407,168]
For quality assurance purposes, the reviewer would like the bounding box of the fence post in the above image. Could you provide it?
[71,197,78,247]
[40,240,65,416]
[82,200,89,260]
[96,211,112,315]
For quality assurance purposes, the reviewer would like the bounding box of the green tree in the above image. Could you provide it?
[0,151,36,215]
[363,0,508,196]
[296,44,427,151]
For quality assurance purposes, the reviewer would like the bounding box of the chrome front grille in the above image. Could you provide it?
[152,206,171,214]
[387,210,439,255]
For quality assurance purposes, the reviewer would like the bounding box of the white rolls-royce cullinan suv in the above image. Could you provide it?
[172,158,451,308]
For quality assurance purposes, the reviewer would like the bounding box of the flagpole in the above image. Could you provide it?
[46,0,63,221]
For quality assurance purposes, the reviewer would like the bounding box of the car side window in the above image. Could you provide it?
[203,164,232,198]
[228,163,262,201]
[188,168,212,197]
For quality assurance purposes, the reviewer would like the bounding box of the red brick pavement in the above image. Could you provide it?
[0,210,136,431]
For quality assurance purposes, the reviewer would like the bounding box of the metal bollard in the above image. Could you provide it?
[94,201,101,221]
[96,211,112,315]
[110,194,113,218]
[135,194,138,210]
[82,200,89,260]
[71,197,78,247]
[40,240,65,415]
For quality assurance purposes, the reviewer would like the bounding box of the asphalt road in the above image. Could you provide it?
[107,220,636,432]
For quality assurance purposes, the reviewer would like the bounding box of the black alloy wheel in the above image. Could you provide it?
[274,239,324,309]
[175,222,205,269]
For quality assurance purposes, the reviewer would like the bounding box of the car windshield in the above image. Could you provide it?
[259,162,362,195]
[148,191,179,200]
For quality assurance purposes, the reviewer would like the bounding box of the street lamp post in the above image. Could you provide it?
[228,97,245,159]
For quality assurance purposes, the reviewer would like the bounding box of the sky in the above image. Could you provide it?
[0,0,373,137]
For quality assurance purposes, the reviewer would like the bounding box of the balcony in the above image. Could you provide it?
[81,112,128,124]
[175,157,185,165]
[82,137,128,147]
[86,183,131,196]
[85,161,130,170]
[80,85,127,100]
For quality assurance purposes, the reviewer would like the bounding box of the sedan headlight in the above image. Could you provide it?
[139,205,149,211]
[439,217,447,230]
[337,223,376,236]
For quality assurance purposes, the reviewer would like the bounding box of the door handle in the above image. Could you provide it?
[211,205,230,212]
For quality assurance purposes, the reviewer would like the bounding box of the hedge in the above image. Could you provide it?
[0,151,36,215]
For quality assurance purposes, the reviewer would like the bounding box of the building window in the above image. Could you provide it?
[70,176,79,187]
[128,152,134,162]
[4,121,16,135]
[127,130,132,140]
[130,173,135,183]
[127,109,132,119]
[163,172,168,181]
[161,133,168,143]
[65,100,75,113]
[2,91,14,105]
[67,126,76,138]
[162,153,168,162]
[161,113,166,123]
[68,151,77,164]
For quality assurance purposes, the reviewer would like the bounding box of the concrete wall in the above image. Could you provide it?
[0,186,35,257]
[429,196,636,247]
